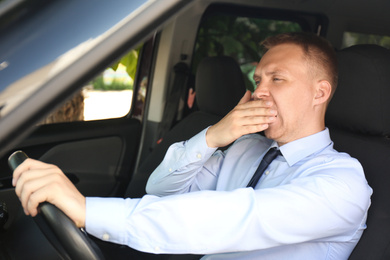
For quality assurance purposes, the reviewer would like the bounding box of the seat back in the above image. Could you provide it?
[325,45,390,259]
[125,56,246,198]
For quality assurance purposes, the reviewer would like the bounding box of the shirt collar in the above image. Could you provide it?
[270,128,333,167]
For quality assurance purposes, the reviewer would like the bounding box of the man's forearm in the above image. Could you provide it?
[146,128,219,196]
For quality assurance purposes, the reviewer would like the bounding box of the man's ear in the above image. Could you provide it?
[314,80,332,105]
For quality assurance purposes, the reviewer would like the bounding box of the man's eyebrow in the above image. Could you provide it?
[265,69,289,76]
[253,73,260,79]
[253,69,289,79]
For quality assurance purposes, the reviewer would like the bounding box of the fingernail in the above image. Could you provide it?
[269,109,276,115]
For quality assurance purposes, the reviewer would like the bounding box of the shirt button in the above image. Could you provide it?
[102,233,110,241]
[196,153,202,159]
[169,168,173,172]
[265,170,270,175]
[155,246,160,252]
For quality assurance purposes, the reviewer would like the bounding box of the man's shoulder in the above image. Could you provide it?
[306,147,364,176]
[237,133,271,142]
[227,133,272,153]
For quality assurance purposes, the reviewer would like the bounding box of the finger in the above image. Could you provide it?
[228,107,277,124]
[13,159,55,186]
[24,185,54,217]
[24,176,85,227]
[15,169,47,198]
[228,111,277,137]
[242,107,277,118]
[242,124,270,134]
[242,114,277,126]
[237,98,274,111]
[234,116,274,132]
[14,164,61,196]
[218,107,275,136]
[16,170,61,213]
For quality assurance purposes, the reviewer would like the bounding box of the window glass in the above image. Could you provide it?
[42,46,141,124]
[193,15,302,91]
[342,32,390,49]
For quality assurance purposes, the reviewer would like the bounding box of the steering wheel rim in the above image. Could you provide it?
[36,202,105,260]
[9,151,105,260]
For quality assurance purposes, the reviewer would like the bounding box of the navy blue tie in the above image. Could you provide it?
[247,147,281,188]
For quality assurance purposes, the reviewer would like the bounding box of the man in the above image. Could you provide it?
[13,32,372,259]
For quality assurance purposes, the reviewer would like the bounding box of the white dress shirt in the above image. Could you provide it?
[86,128,372,259]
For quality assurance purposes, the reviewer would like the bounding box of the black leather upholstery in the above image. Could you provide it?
[96,56,246,260]
[125,56,246,198]
[195,56,248,116]
[327,44,390,135]
[326,45,390,259]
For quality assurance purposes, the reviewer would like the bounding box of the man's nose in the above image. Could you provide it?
[252,82,270,100]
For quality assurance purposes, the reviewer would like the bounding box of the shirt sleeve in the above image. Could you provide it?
[85,156,371,255]
[145,128,222,196]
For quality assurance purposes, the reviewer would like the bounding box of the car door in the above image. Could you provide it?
[0,36,157,198]
[0,0,194,259]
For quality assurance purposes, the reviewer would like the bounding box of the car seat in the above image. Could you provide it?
[94,56,246,260]
[325,44,390,259]
[125,56,247,198]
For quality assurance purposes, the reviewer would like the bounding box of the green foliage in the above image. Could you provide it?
[92,76,133,91]
[343,32,390,49]
[193,15,302,90]
[194,15,301,67]
[111,45,142,80]
[91,45,141,91]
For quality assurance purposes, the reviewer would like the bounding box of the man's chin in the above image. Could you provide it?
[263,128,273,139]
[264,125,278,140]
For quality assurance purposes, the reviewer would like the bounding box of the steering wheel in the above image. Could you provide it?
[8,151,105,260]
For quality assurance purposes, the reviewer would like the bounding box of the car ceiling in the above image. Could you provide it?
[0,0,195,158]
[0,0,388,158]
[195,0,390,47]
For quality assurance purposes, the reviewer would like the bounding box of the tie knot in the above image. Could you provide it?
[262,147,281,164]
[246,147,281,188]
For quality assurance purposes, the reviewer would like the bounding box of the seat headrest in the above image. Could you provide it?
[195,56,247,116]
[326,44,390,136]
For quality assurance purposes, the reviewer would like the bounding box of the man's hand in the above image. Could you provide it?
[206,90,277,148]
[12,159,86,228]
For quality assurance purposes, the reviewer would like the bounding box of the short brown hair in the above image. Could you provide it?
[262,32,338,101]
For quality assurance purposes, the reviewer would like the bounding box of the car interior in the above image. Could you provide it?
[1,0,390,259]
[125,56,246,199]
[326,44,390,259]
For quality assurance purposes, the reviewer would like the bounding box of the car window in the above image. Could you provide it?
[41,46,141,124]
[342,31,390,49]
[192,12,303,91]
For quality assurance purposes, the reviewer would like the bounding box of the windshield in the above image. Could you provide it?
[0,0,148,118]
